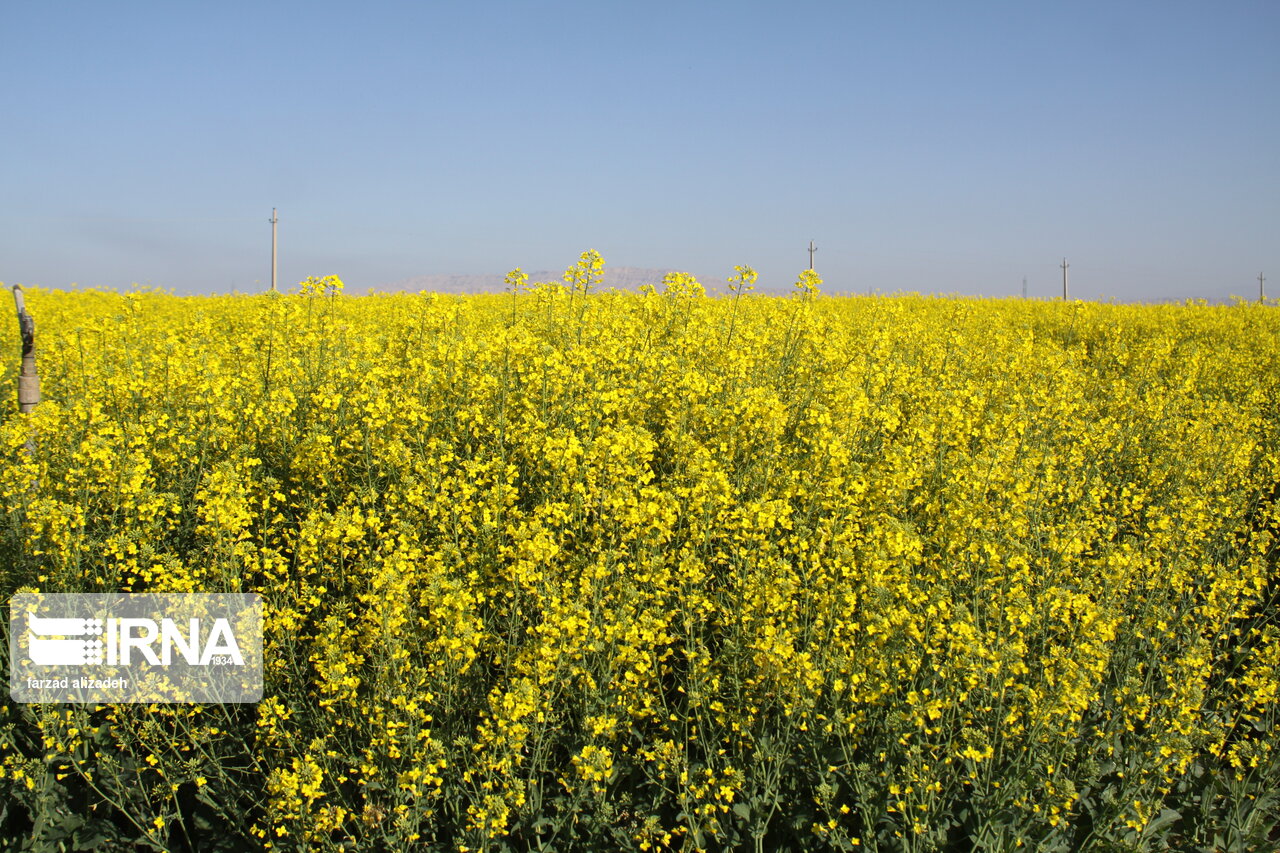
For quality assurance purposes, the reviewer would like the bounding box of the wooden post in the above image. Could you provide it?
[12,286,39,413]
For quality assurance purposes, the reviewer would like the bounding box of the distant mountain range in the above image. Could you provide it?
[368,270,1242,303]
[379,267,729,295]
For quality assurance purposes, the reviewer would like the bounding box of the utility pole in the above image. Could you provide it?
[1260,272,1266,304]
[1022,276,1027,299]
[1061,258,1069,301]
[270,208,279,292]
[808,240,817,270]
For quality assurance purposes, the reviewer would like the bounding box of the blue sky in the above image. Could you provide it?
[2,1,1276,301]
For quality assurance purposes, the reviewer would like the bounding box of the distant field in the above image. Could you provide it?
[2,260,1278,851]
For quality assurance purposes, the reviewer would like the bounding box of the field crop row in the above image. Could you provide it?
[1,261,1278,851]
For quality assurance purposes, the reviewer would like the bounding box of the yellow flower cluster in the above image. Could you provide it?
[1,260,1278,850]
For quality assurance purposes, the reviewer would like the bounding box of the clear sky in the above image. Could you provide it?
[2,1,1277,301]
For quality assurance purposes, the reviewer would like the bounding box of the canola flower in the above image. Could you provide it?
[0,259,1278,851]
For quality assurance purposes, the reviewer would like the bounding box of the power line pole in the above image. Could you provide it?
[1061,258,1069,301]
[808,240,817,270]
[1022,276,1027,299]
[270,208,279,293]
[1260,272,1266,304]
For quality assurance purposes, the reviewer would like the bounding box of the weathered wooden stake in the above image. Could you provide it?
[13,285,40,413]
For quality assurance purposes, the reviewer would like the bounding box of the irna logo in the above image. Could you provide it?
[10,593,262,704]
[26,613,245,667]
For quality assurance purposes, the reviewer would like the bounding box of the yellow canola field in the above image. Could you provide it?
[1,260,1278,852]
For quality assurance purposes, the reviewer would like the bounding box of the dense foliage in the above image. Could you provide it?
[1,257,1278,851]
